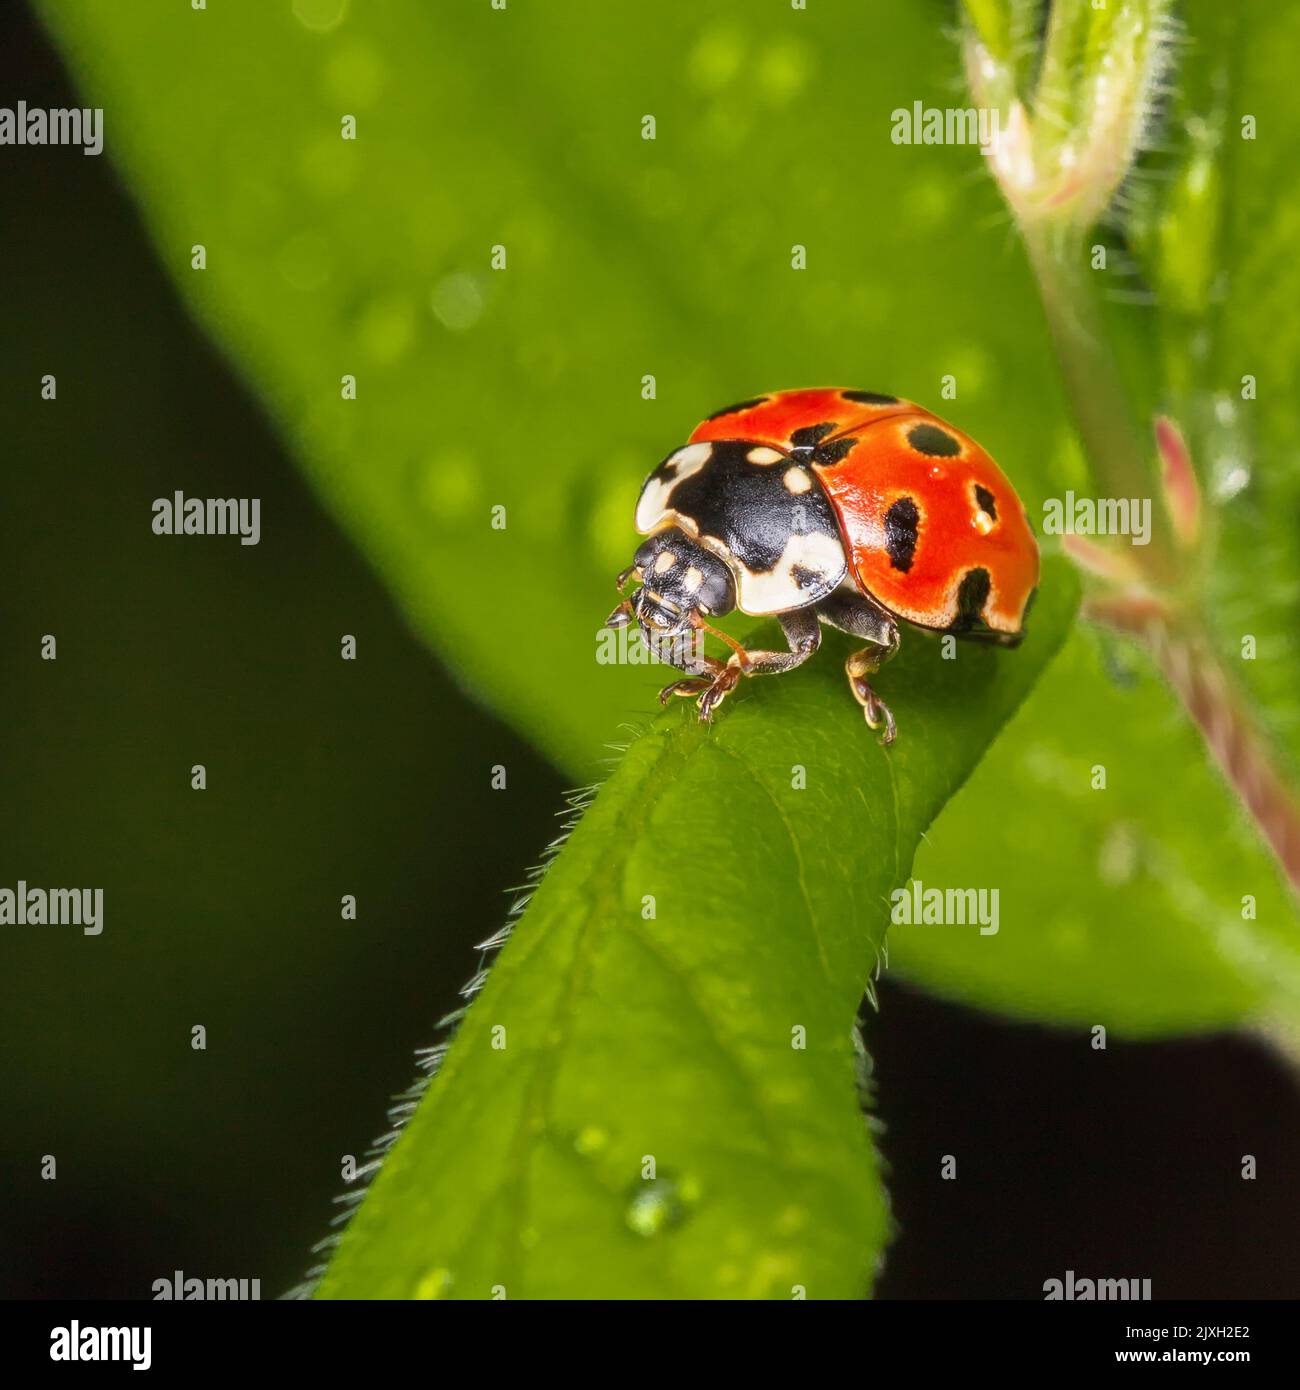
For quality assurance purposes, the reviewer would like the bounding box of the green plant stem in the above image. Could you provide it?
[1023,228,1176,580]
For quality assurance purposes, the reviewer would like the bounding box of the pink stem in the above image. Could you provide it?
[1087,596,1300,894]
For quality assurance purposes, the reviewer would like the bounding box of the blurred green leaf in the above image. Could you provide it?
[316,567,1075,1299]
[895,629,1300,1035]
[892,0,1300,1035]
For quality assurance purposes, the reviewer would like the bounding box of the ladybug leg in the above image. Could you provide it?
[658,662,726,706]
[690,608,822,722]
[727,608,822,679]
[694,663,743,721]
[845,645,899,744]
[660,658,743,719]
[817,590,901,744]
[655,635,728,707]
[661,609,823,721]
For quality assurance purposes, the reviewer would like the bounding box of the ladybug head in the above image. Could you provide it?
[606,527,736,641]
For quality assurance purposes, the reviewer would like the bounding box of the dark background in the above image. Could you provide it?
[1,1,1296,1300]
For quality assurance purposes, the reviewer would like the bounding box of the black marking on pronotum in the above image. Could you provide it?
[950,566,992,630]
[884,495,920,572]
[661,438,842,577]
[789,421,837,456]
[974,484,997,520]
[841,390,899,405]
[907,422,961,457]
[812,435,858,466]
[707,396,768,420]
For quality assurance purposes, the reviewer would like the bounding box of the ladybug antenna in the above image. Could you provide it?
[689,610,748,661]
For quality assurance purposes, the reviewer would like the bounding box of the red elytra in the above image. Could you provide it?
[689,388,1039,635]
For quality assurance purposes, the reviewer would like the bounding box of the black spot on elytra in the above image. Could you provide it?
[908,422,961,457]
[974,484,997,520]
[789,421,837,457]
[707,396,768,421]
[842,390,899,406]
[812,435,858,466]
[950,567,991,630]
[884,496,920,572]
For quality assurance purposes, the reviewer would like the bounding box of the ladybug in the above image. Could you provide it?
[606,388,1039,743]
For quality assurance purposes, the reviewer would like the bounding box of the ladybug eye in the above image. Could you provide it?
[695,566,734,616]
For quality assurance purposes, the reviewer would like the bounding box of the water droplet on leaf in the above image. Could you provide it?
[625,1175,699,1237]
[431,273,486,332]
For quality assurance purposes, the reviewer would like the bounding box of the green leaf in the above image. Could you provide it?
[316,566,1076,1299]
